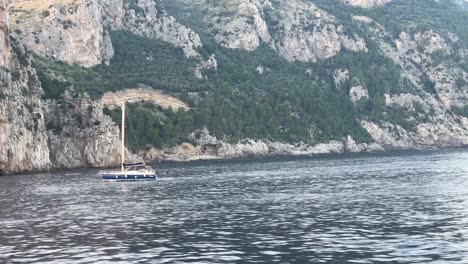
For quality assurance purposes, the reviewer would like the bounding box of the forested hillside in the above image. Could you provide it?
[3,0,468,171]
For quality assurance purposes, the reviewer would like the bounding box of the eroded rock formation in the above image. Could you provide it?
[203,0,368,62]
[344,0,392,8]
[1,0,468,173]
[9,0,205,67]
[0,1,50,174]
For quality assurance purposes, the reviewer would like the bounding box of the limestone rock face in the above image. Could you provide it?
[384,93,439,113]
[268,0,368,62]
[0,1,10,67]
[45,93,115,168]
[379,30,467,109]
[343,0,392,8]
[0,4,51,174]
[199,0,368,62]
[350,13,467,140]
[45,91,142,169]
[194,55,218,79]
[0,1,142,174]
[141,129,385,162]
[10,0,372,65]
[121,2,200,58]
[10,0,111,67]
[361,114,468,150]
[1,0,468,174]
[10,0,205,67]
[349,85,369,103]
[352,25,468,151]
[333,69,349,89]
[210,0,272,51]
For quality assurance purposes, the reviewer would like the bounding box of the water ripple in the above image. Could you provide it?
[1,150,468,263]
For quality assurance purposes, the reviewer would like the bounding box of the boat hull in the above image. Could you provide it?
[101,174,157,181]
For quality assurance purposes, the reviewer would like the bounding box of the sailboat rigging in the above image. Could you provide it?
[100,102,157,181]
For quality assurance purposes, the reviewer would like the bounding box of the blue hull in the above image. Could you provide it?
[102,174,157,181]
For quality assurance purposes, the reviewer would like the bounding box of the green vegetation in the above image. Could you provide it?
[94,31,204,93]
[33,31,201,98]
[33,57,112,98]
[311,0,468,50]
[460,57,468,72]
[103,32,391,145]
[365,0,468,45]
[452,105,468,118]
[33,29,418,149]
[33,0,468,150]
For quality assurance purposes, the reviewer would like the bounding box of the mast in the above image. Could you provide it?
[120,102,125,172]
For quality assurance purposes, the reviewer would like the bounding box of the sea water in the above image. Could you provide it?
[1,150,468,263]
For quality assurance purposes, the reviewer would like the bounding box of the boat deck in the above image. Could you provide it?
[101,173,157,181]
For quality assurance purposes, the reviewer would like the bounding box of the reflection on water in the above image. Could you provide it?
[1,150,468,263]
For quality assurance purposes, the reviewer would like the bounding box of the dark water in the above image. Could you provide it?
[2,150,468,263]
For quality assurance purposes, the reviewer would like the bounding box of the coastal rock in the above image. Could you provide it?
[45,92,140,169]
[333,68,349,89]
[209,0,272,51]
[0,2,10,67]
[379,30,467,109]
[309,141,344,154]
[272,1,368,62]
[1,0,468,175]
[10,0,110,67]
[0,22,141,174]
[225,139,270,158]
[0,8,51,174]
[141,147,164,162]
[361,117,468,150]
[10,0,205,67]
[361,121,417,150]
[198,0,368,62]
[10,0,372,65]
[142,130,388,162]
[167,143,201,160]
[343,0,392,8]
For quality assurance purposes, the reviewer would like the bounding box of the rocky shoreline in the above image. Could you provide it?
[3,143,467,176]
[144,141,468,163]
[2,0,468,175]
[141,129,381,163]
[139,114,468,163]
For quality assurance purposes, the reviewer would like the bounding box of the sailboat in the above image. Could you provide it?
[100,103,157,181]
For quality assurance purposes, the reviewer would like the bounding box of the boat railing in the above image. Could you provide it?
[123,165,154,173]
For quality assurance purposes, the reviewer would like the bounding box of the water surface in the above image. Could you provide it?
[1,150,468,263]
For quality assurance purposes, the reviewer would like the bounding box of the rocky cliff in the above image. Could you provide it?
[0,1,137,174]
[9,0,211,68]
[0,0,51,174]
[344,0,391,8]
[1,0,468,173]
[44,91,124,169]
[182,0,368,63]
[9,0,378,65]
